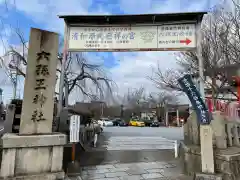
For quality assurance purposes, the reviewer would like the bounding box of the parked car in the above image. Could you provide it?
[112,118,121,126]
[150,121,160,127]
[142,119,152,127]
[98,118,113,127]
[129,119,145,127]
[112,118,128,126]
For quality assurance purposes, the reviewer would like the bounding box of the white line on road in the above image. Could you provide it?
[103,136,176,151]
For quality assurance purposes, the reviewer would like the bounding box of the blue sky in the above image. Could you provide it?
[0,0,221,104]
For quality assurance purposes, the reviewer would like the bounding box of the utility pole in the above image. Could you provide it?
[100,102,104,118]
[58,23,69,115]
[0,88,3,103]
[82,78,86,102]
[0,88,2,121]
[12,54,20,99]
[13,79,17,99]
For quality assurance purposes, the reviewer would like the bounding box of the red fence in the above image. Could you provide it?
[205,98,240,120]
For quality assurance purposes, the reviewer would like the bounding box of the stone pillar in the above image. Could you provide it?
[200,125,214,173]
[211,111,227,149]
[19,29,59,134]
[0,28,67,180]
[3,104,15,133]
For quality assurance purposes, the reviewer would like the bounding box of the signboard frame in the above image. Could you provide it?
[58,12,206,117]
[58,12,215,174]
[67,23,197,52]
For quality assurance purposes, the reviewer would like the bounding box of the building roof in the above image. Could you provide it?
[68,101,107,115]
[167,104,189,111]
[205,86,237,94]
[191,64,240,78]
[58,12,206,25]
[68,104,91,115]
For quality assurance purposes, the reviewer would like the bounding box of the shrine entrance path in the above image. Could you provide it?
[65,127,193,180]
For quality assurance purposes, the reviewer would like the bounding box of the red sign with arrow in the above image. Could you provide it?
[180,38,191,45]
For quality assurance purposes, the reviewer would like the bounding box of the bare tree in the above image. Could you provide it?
[149,1,240,107]
[0,30,114,102]
[63,52,114,101]
[148,65,183,92]
[121,87,179,117]
[147,91,179,120]
[148,91,179,106]
[123,87,146,108]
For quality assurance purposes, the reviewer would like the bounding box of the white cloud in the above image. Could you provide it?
[110,51,178,95]
[0,0,222,104]
[4,0,110,33]
[119,0,218,14]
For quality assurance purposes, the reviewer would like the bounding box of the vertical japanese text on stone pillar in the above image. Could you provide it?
[31,51,50,122]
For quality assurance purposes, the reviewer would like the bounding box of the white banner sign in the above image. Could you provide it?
[68,24,196,51]
[70,115,80,143]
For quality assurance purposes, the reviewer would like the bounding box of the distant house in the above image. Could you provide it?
[67,103,92,126]
[69,101,107,120]
[166,104,189,125]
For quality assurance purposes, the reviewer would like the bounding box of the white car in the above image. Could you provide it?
[98,118,113,127]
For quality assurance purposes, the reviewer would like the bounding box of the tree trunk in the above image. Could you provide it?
[64,83,69,107]
[212,77,217,111]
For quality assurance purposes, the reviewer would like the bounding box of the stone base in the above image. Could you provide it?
[0,133,67,180]
[179,141,240,180]
[194,173,223,180]
[0,172,65,180]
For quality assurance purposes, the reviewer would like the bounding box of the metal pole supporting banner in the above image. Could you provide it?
[197,21,215,174]
[197,22,205,100]
[58,22,69,116]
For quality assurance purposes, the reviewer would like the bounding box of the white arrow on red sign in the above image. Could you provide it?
[180,38,191,45]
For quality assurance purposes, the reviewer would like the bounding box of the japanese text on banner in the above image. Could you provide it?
[178,74,211,125]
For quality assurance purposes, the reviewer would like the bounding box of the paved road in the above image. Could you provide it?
[66,126,188,180]
[103,126,184,140]
[101,127,182,151]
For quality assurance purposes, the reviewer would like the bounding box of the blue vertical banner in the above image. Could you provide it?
[178,74,211,125]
